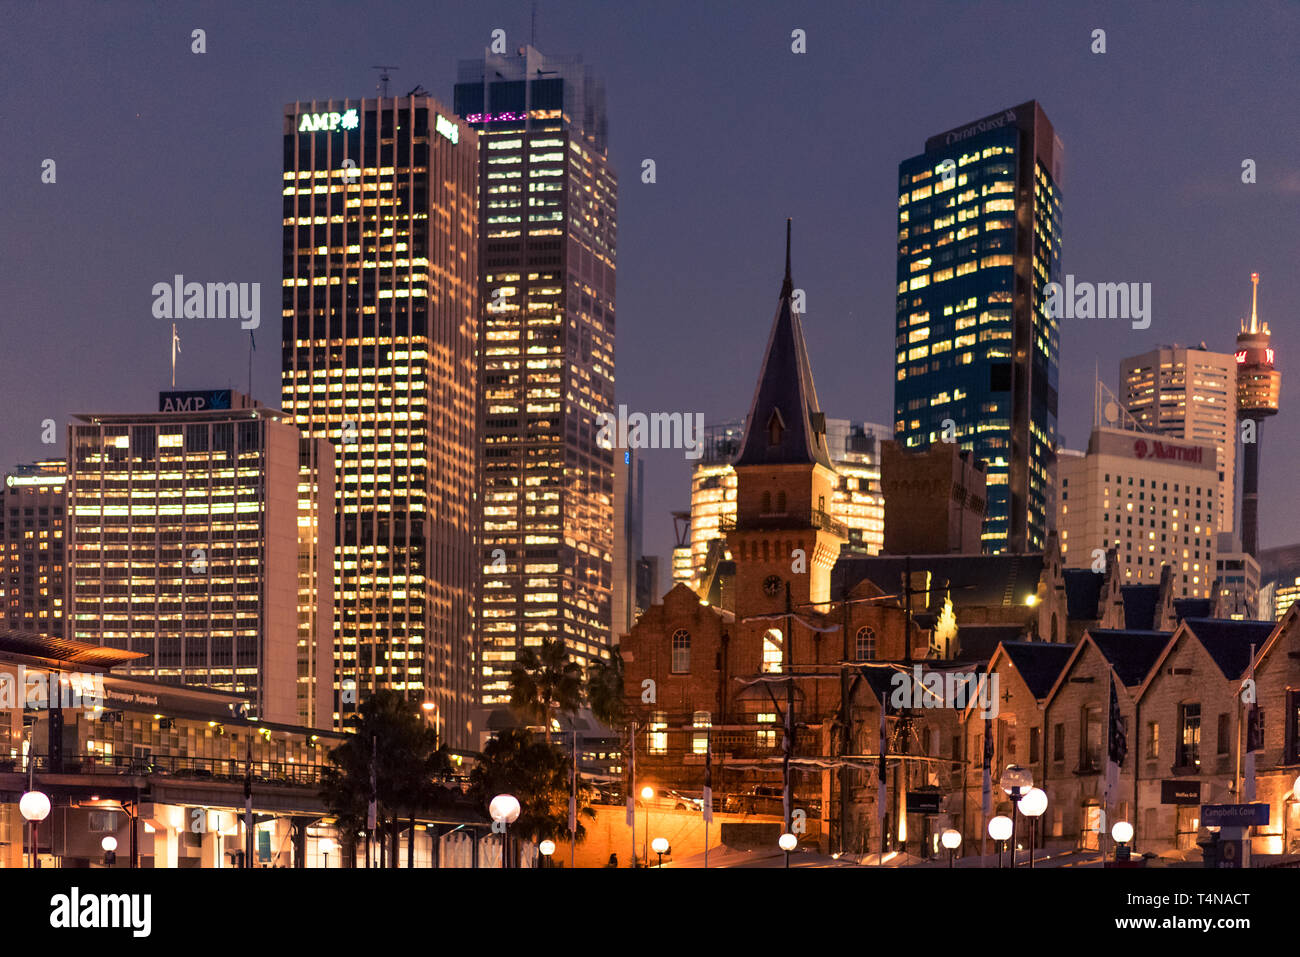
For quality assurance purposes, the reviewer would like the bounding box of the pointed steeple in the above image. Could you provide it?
[734,220,833,470]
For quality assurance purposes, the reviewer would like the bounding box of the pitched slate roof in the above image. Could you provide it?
[1173,597,1214,621]
[1000,641,1074,699]
[1088,629,1172,686]
[1120,584,1161,631]
[1062,568,1105,620]
[733,221,834,470]
[957,623,1030,660]
[1183,618,1276,679]
[832,553,1046,613]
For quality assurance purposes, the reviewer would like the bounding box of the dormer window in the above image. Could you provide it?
[767,409,785,446]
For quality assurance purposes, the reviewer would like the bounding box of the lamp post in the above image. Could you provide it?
[999,765,1032,868]
[19,790,51,869]
[640,786,654,867]
[489,793,521,870]
[779,832,797,869]
[1110,821,1134,863]
[320,836,336,869]
[651,837,669,868]
[988,815,1012,869]
[539,839,556,869]
[1018,787,1048,869]
[101,835,117,867]
[940,828,962,868]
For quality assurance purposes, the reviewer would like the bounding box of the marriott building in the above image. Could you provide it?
[281,96,479,745]
[894,102,1063,554]
[454,46,617,706]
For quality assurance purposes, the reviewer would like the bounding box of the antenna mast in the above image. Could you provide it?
[371,65,399,98]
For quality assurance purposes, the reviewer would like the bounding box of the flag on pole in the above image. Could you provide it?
[702,728,714,824]
[1104,672,1126,815]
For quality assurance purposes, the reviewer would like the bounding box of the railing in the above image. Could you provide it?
[717,510,849,539]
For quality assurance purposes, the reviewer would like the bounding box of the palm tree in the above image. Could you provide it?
[320,691,451,867]
[469,727,596,854]
[508,638,582,743]
[585,648,627,729]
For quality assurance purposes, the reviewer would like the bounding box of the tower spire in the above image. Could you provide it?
[782,218,792,296]
[1249,271,1260,333]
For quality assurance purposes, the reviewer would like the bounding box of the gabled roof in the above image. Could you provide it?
[1183,618,1276,679]
[1088,630,1173,687]
[998,641,1074,700]
[1045,629,1171,707]
[733,221,833,470]
[1062,568,1105,620]
[1120,584,1161,631]
[956,623,1030,660]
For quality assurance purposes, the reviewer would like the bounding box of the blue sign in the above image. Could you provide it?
[1201,803,1269,827]
[159,390,232,413]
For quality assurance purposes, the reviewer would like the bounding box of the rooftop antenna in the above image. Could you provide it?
[531,0,538,47]
[372,65,399,98]
[171,323,180,389]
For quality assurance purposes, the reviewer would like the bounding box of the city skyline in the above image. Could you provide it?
[3,2,1297,573]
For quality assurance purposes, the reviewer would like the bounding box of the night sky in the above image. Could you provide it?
[3,0,1297,571]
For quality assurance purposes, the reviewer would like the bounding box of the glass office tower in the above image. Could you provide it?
[281,96,479,746]
[894,101,1062,553]
[455,46,618,706]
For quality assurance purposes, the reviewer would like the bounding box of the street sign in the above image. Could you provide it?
[1201,803,1269,827]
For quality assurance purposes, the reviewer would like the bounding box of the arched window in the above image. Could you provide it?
[856,626,876,661]
[761,491,772,513]
[762,629,783,673]
[671,629,691,673]
[776,491,787,514]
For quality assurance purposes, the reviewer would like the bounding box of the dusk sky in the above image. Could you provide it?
[3,0,1297,568]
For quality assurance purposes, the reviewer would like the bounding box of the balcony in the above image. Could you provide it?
[718,510,848,539]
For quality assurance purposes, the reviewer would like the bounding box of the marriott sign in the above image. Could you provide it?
[1132,438,1204,464]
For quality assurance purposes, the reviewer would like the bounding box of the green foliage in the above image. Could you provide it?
[508,637,582,741]
[468,728,596,844]
[585,648,628,729]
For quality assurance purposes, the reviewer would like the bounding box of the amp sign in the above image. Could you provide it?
[159,390,232,413]
[298,108,359,133]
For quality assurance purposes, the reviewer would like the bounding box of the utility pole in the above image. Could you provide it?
[837,579,851,855]
[783,582,794,835]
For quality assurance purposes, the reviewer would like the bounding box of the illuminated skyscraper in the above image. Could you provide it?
[894,102,1063,553]
[1120,344,1237,536]
[281,96,479,745]
[454,46,617,705]
[1235,272,1281,560]
[67,392,334,726]
[0,459,67,638]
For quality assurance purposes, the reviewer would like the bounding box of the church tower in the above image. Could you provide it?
[727,222,848,673]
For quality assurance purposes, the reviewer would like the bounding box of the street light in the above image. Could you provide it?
[940,828,962,868]
[651,836,669,868]
[489,793,521,870]
[640,786,654,866]
[999,765,1033,868]
[779,831,797,869]
[1018,787,1048,869]
[320,836,337,869]
[539,839,556,869]
[101,835,117,867]
[1111,821,1134,863]
[987,816,1008,868]
[19,790,50,869]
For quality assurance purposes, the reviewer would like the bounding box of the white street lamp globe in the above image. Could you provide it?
[778,833,798,852]
[999,765,1033,796]
[1019,787,1048,818]
[101,835,118,853]
[640,786,655,801]
[1111,821,1134,845]
[19,790,51,822]
[539,839,556,856]
[940,828,962,850]
[489,793,521,824]
[320,837,337,854]
[988,815,1013,842]
[651,837,670,854]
